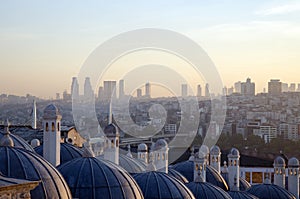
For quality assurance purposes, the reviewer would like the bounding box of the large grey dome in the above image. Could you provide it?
[133,171,195,199]
[186,182,231,199]
[0,146,72,199]
[247,184,296,199]
[58,157,143,199]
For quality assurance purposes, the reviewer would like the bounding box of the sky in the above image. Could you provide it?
[0,0,300,98]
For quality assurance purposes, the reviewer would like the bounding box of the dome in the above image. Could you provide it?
[186,182,231,199]
[30,139,40,148]
[210,145,221,155]
[0,132,14,147]
[43,104,61,119]
[0,128,34,152]
[167,168,189,183]
[288,157,299,167]
[58,157,143,199]
[97,154,146,174]
[230,148,240,156]
[200,145,210,155]
[228,191,259,199]
[247,184,296,199]
[133,171,194,199]
[274,156,286,167]
[35,143,83,165]
[172,160,229,191]
[222,173,251,191]
[0,146,72,199]
[138,143,148,152]
[104,123,119,137]
[153,139,168,150]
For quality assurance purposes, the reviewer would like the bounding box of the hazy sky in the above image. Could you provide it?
[0,0,300,98]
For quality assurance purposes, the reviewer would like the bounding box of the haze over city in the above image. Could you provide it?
[1,0,300,98]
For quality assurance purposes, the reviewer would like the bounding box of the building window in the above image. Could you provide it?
[52,122,55,132]
[46,122,49,131]
[57,122,60,131]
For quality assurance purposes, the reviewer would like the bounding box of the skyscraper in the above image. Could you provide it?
[241,78,255,96]
[103,81,117,101]
[97,86,103,100]
[181,84,188,97]
[197,84,202,97]
[84,77,94,100]
[71,77,79,99]
[268,79,282,95]
[137,89,142,98]
[289,83,296,92]
[205,83,210,97]
[234,81,242,93]
[119,79,125,99]
[145,82,151,98]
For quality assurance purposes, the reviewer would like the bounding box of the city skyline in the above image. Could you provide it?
[1,1,300,98]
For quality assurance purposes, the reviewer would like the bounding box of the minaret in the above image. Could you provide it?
[138,143,148,164]
[153,139,168,173]
[228,148,240,191]
[32,100,37,129]
[103,102,119,165]
[43,104,62,166]
[274,156,286,188]
[288,157,299,199]
[194,151,206,182]
[210,145,221,173]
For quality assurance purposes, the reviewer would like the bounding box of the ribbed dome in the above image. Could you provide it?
[247,184,296,199]
[172,160,229,191]
[186,182,231,199]
[35,143,83,165]
[167,168,189,183]
[0,130,34,152]
[104,123,119,137]
[58,157,143,199]
[228,191,259,199]
[43,104,61,119]
[0,146,72,199]
[222,173,251,191]
[133,171,195,199]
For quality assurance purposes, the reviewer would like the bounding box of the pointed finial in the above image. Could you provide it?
[189,146,195,161]
[195,171,204,182]
[222,161,228,174]
[0,119,14,147]
[126,145,133,158]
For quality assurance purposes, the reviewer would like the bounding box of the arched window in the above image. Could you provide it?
[46,122,49,131]
[52,122,55,132]
[57,122,60,131]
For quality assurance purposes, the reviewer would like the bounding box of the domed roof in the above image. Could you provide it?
[104,123,119,137]
[58,157,143,199]
[228,191,259,199]
[153,139,168,150]
[167,168,189,183]
[35,143,83,165]
[288,157,299,167]
[229,148,240,156]
[186,182,231,199]
[98,154,146,174]
[171,160,229,191]
[30,139,40,148]
[43,104,61,119]
[133,171,194,199]
[138,143,148,152]
[200,145,210,155]
[247,184,296,199]
[0,131,14,147]
[210,145,221,155]
[221,173,251,191]
[0,146,72,199]
[274,156,286,167]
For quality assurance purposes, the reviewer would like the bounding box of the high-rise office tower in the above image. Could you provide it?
[234,81,242,93]
[98,86,103,100]
[145,82,151,98]
[222,87,228,96]
[84,77,94,100]
[119,79,125,99]
[181,84,188,97]
[289,83,296,92]
[71,77,79,99]
[137,89,142,98]
[103,81,117,101]
[205,83,210,97]
[197,84,202,97]
[241,78,255,96]
[268,79,282,95]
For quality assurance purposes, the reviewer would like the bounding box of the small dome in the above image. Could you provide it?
[58,157,143,199]
[288,157,299,167]
[133,171,194,199]
[138,143,148,152]
[43,104,61,119]
[247,184,296,199]
[0,146,72,199]
[172,160,229,191]
[154,139,168,150]
[30,139,40,148]
[230,148,240,156]
[274,156,286,167]
[35,143,83,165]
[186,181,231,199]
[104,123,119,137]
[210,145,221,155]
[0,132,14,147]
[200,145,210,155]
[222,173,251,191]
[228,191,259,199]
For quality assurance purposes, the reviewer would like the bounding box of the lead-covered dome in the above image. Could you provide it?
[43,104,61,119]
[172,160,229,191]
[0,146,72,199]
[274,156,286,167]
[222,173,251,191]
[35,143,83,165]
[138,143,148,152]
[288,157,299,167]
[58,157,143,199]
[133,171,195,199]
[228,191,259,199]
[247,184,296,199]
[210,145,221,155]
[186,182,231,199]
[167,168,189,183]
